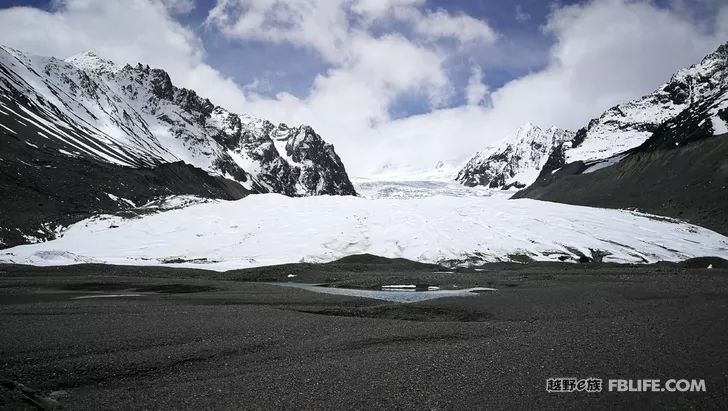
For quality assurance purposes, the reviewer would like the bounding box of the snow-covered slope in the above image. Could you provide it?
[0,46,355,196]
[456,123,575,189]
[564,42,728,164]
[2,194,726,270]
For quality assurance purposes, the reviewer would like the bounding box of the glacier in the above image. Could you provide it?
[2,193,726,271]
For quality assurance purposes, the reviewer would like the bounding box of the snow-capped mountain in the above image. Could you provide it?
[0,45,357,248]
[516,42,728,235]
[456,123,575,189]
[563,42,728,165]
[0,46,356,196]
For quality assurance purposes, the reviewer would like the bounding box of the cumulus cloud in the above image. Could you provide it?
[0,0,725,177]
[206,1,497,63]
[345,0,728,174]
[0,0,248,112]
[239,31,451,133]
[207,0,349,63]
[350,0,424,20]
[410,9,498,44]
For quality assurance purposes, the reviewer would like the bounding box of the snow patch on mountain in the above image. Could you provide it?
[712,116,728,135]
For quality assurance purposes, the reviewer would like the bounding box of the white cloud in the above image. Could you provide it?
[207,0,497,61]
[349,3,497,45]
[207,0,349,63]
[411,9,498,44]
[343,33,450,104]
[465,65,489,106]
[238,32,453,147]
[0,0,248,112]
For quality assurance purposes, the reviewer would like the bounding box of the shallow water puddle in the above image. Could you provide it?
[73,293,144,299]
[272,282,496,303]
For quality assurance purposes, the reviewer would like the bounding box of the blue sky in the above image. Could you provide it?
[195,0,557,98]
[0,0,726,174]
[0,0,571,115]
[189,0,572,115]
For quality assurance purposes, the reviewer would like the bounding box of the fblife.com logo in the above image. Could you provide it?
[546,378,706,393]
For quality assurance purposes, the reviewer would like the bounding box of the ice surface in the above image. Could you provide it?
[73,294,143,299]
[2,193,727,271]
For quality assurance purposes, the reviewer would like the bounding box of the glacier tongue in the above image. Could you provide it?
[2,194,727,271]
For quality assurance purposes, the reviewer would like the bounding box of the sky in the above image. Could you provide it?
[0,0,726,176]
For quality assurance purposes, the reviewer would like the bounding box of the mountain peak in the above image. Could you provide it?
[518,122,538,132]
[705,41,728,61]
[457,124,575,190]
[563,40,728,164]
[65,50,119,73]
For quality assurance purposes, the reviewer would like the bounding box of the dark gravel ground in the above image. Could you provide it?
[1,255,727,410]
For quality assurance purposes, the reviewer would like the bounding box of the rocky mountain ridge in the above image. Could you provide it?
[456,123,575,190]
[0,46,355,248]
[550,41,728,173]
[0,46,356,196]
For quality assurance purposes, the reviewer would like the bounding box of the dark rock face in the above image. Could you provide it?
[534,142,572,179]
[639,98,718,151]
[285,125,357,195]
[149,68,174,101]
[662,80,690,105]
[569,127,588,150]
[516,42,728,235]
